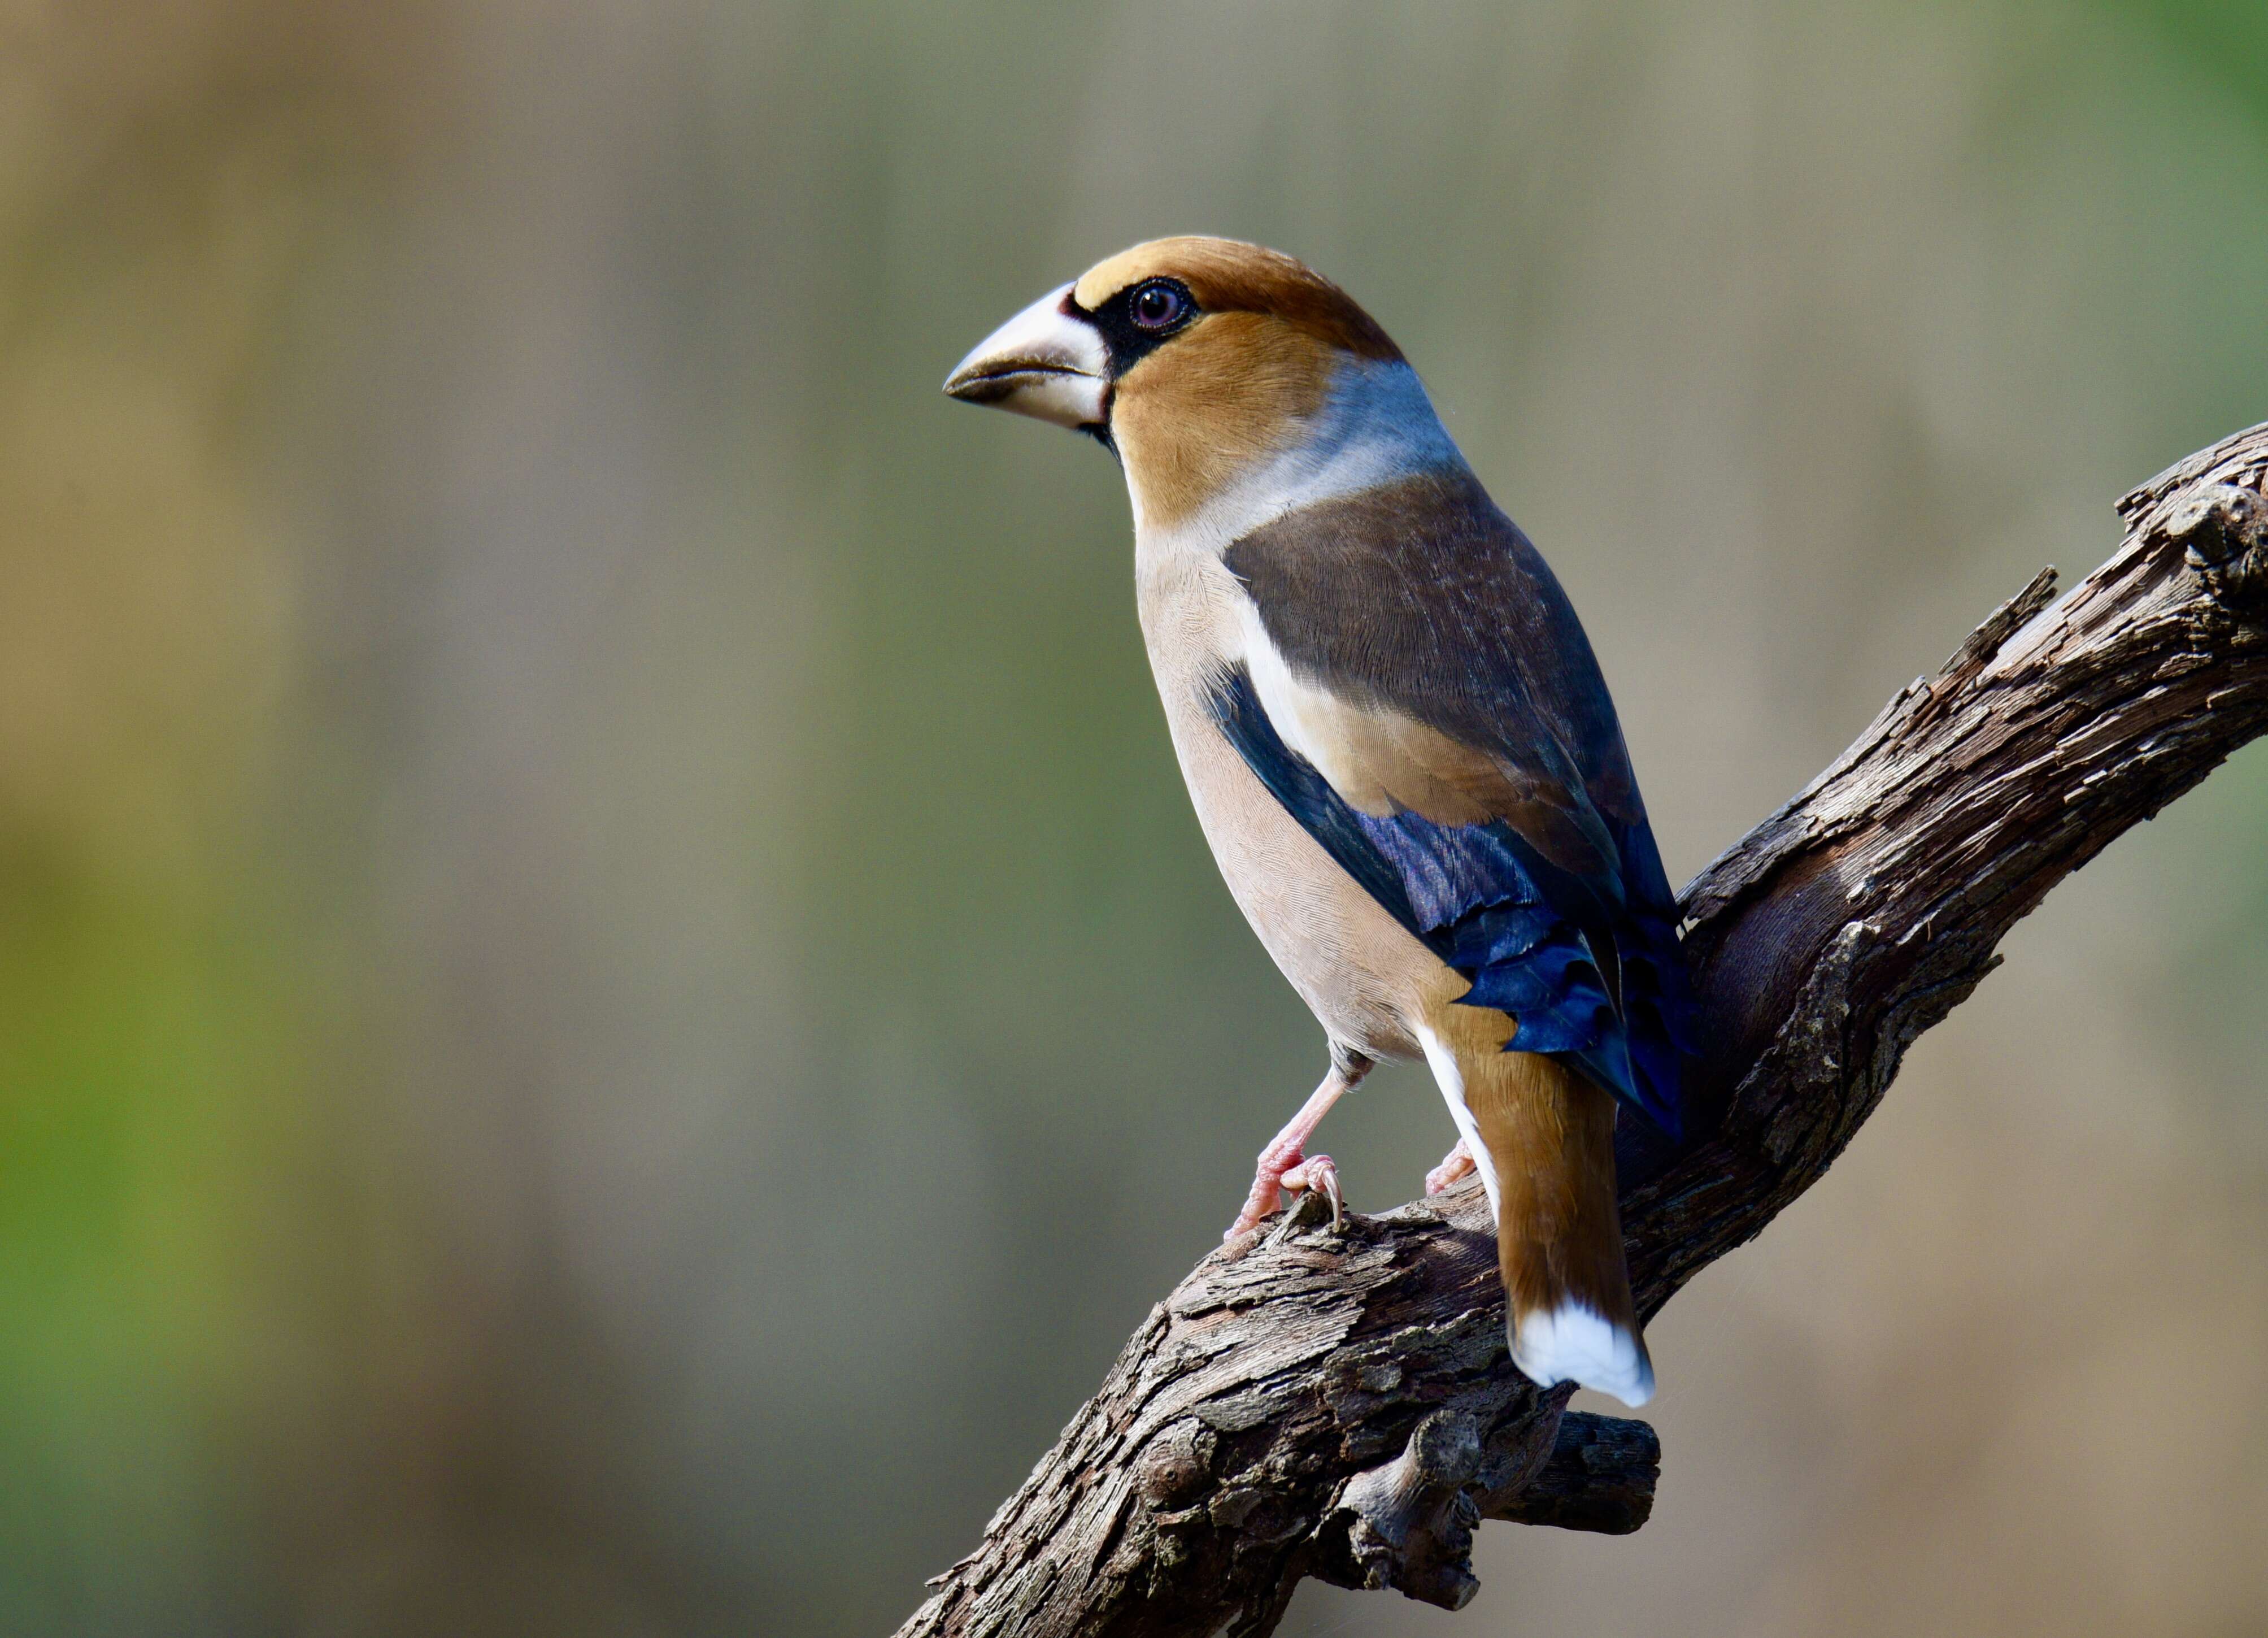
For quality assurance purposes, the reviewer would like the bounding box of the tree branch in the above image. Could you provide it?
[894,422,2268,1638]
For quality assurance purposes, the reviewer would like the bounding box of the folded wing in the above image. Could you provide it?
[1211,468,1695,1135]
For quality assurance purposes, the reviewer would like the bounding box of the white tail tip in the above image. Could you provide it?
[1512,1301,1655,1407]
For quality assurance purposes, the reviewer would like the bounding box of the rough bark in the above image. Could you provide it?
[895,423,2268,1638]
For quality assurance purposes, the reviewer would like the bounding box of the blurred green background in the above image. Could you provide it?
[7,2,2268,1634]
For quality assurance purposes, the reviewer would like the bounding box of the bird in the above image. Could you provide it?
[943,237,1694,1407]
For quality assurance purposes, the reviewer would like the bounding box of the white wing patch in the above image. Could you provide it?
[1237,603,1510,826]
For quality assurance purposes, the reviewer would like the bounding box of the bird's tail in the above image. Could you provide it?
[1424,1009,1652,1407]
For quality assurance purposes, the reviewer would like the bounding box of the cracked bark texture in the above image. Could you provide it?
[894,423,2268,1638]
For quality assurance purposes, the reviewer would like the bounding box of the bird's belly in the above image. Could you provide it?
[1146,651,1445,1063]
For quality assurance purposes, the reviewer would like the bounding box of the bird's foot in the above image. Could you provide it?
[1425,1139,1475,1196]
[1281,1153,1341,1228]
[1225,1142,1342,1239]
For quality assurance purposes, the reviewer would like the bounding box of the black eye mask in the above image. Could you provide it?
[1079,277,1200,376]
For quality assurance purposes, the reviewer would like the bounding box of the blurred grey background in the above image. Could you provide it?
[6,2,2268,1634]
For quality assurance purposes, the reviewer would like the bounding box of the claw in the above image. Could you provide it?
[1281,1154,1341,1228]
[1226,1144,1346,1240]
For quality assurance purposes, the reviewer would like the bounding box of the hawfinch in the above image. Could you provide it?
[944,238,1692,1407]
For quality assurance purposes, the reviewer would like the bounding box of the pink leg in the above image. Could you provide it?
[1225,1057,1370,1239]
[1425,1138,1475,1196]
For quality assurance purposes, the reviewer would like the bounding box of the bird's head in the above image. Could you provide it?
[946,237,1457,535]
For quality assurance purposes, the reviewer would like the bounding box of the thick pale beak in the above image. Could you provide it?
[943,283,1110,430]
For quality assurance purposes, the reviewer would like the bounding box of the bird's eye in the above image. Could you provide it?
[1130,281,1189,331]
